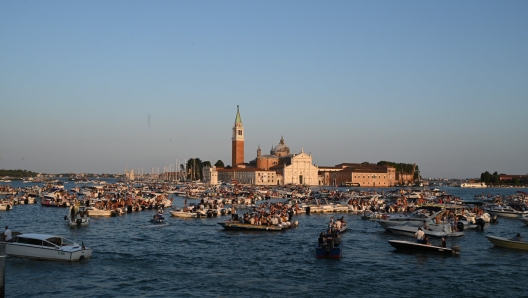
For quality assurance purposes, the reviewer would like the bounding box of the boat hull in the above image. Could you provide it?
[388,240,459,255]
[5,243,92,261]
[169,211,197,218]
[486,235,528,250]
[217,222,287,231]
[316,243,342,259]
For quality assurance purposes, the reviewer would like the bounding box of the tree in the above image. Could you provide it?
[202,161,211,167]
[186,158,203,180]
[214,160,225,168]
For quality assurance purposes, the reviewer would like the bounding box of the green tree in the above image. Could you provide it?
[214,160,225,167]
[186,158,203,181]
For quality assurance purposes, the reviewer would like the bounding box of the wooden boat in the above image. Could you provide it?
[217,220,294,231]
[316,237,342,259]
[387,240,460,255]
[5,233,92,261]
[486,235,528,250]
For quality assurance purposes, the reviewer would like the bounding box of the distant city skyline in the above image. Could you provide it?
[1,1,527,178]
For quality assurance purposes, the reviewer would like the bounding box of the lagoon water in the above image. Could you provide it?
[2,182,528,297]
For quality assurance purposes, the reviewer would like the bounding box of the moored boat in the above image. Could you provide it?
[217,220,296,231]
[65,205,90,226]
[387,240,460,255]
[486,235,528,250]
[4,233,92,261]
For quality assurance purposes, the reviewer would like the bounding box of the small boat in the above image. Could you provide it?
[485,235,528,251]
[387,240,460,255]
[169,210,198,218]
[151,212,165,224]
[316,234,342,259]
[86,206,115,217]
[217,220,296,231]
[5,233,92,261]
[65,205,90,226]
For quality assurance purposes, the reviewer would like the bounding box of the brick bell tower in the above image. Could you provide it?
[232,105,244,167]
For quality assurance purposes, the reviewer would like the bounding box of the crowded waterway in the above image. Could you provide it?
[2,180,528,297]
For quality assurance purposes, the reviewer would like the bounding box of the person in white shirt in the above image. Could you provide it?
[4,226,12,242]
[414,228,424,244]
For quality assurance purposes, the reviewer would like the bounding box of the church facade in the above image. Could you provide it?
[202,106,320,186]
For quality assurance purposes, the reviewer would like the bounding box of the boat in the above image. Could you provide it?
[86,206,115,217]
[485,205,528,218]
[386,222,464,238]
[519,216,528,226]
[316,233,342,259]
[387,240,460,255]
[64,205,90,226]
[486,235,528,250]
[4,233,92,261]
[150,211,165,224]
[217,220,296,231]
[460,182,487,188]
[169,209,198,218]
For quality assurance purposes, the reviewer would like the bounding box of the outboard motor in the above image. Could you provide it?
[306,206,311,215]
[206,210,214,218]
[476,218,486,230]
[127,205,133,213]
[457,222,464,232]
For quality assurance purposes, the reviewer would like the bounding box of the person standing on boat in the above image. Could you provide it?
[4,226,12,242]
[415,228,425,244]
[512,233,522,241]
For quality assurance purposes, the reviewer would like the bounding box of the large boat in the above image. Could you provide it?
[387,240,460,255]
[485,205,528,218]
[217,220,296,231]
[5,233,92,261]
[386,222,464,238]
[486,235,528,251]
[460,182,487,188]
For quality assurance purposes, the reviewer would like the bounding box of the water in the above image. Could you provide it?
[2,183,528,297]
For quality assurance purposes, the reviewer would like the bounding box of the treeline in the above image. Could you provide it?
[480,171,527,185]
[377,161,420,180]
[185,158,225,181]
[0,169,38,178]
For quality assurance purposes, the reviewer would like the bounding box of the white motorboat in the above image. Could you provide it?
[86,206,115,217]
[519,216,528,226]
[169,210,198,218]
[65,205,90,226]
[386,222,464,238]
[485,205,528,218]
[5,233,92,261]
[377,208,445,230]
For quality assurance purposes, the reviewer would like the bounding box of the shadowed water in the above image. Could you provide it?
[2,184,528,297]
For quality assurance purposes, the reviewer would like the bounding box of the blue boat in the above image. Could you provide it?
[316,234,342,259]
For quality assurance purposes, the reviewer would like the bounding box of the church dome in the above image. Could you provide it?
[272,136,290,156]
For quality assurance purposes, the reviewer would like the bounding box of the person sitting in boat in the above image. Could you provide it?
[318,232,325,247]
[512,233,522,241]
[4,226,12,242]
[423,236,431,246]
[441,237,446,248]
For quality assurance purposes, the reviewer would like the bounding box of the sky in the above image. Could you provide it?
[1,1,527,178]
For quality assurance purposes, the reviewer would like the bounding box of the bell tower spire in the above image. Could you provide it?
[232,105,244,167]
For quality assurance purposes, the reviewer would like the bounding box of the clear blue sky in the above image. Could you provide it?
[1,1,527,178]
